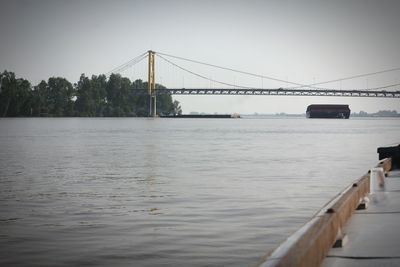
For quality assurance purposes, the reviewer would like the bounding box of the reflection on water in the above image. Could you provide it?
[0,117,399,267]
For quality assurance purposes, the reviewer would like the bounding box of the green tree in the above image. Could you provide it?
[47,77,75,116]
[75,74,108,117]
[131,79,149,116]
[106,73,121,116]
[1,70,179,117]
[75,74,95,116]
[0,71,32,117]
[155,84,182,116]
[32,80,49,116]
[120,77,132,116]
[106,74,134,116]
[91,74,107,116]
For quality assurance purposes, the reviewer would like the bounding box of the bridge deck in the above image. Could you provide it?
[321,169,400,267]
[132,88,400,98]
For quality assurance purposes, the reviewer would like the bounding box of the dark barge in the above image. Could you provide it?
[306,104,350,119]
[160,114,240,119]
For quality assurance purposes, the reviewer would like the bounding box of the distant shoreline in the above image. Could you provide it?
[241,114,400,118]
[1,114,400,118]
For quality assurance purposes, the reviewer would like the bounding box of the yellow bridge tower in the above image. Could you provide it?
[148,50,156,117]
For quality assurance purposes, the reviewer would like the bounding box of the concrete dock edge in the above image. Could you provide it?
[258,158,392,267]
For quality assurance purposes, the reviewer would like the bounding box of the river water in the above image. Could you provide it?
[0,117,399,267]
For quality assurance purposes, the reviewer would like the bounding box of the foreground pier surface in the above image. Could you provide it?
[258,144,400,267]
[321,169,400,267]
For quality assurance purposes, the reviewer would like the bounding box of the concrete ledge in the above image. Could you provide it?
[258,158,392,267]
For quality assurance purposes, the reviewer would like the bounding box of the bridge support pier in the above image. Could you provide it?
[149,95,156,117]
[148,50,156,117]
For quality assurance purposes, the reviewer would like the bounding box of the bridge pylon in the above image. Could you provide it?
[148,50,156,117]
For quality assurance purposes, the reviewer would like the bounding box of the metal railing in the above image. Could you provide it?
[131,88,400,98]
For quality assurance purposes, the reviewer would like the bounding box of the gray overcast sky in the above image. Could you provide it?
[1,0,400,113]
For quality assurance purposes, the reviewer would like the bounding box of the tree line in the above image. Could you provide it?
[352,110,400,117]
[0,70,182,117]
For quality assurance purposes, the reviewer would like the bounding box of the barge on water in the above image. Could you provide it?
[306,104,350,119]
[160,114,240,119]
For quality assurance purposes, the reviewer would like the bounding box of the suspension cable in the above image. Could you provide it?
[363,82,400,91]
[155,51,400,91]
[157,54,253,89]
[156,51,306,87]
[105,51,148,76]
[158,53,400,91]
[290,67,400,89]
[104,50,400,91]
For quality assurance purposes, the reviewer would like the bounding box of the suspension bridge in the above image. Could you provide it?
[106,50,400,117]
